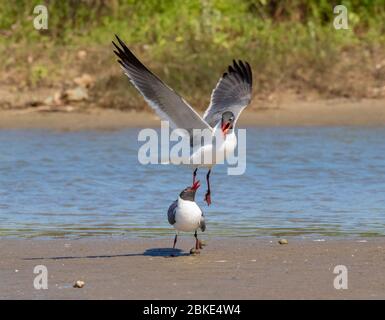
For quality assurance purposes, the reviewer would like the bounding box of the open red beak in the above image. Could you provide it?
[221,122,231,135]
[191,180,201,191]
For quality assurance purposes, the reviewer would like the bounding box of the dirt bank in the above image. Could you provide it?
[1,98,385,130]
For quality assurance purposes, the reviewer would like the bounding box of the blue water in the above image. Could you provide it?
[0,127,384,238]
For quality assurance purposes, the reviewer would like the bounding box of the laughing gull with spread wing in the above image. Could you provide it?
[112,35,252,205]
[168,181,205,254]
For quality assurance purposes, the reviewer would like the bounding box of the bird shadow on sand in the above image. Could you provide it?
[22,248,190,261]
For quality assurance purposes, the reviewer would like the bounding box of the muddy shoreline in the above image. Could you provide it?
[1,98,385,130]
[1,237,384,299]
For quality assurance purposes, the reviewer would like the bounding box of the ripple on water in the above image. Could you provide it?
[0,127,385,238]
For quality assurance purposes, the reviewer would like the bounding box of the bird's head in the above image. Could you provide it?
[179,180,200,201]
[221,111,235,135]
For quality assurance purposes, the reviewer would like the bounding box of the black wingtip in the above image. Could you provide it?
[225,59,252,87]
[113,34,121,47]
[111,34,151,74]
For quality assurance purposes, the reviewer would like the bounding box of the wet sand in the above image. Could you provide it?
[1,98,385,130]
[1,237,384,299]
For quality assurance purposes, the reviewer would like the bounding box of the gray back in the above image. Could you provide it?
[167,200,177,225]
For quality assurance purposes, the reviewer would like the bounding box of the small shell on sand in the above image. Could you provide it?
[73,280,85,288]
[278,239,288,245]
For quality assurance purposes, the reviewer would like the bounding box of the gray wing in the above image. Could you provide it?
[113,35,212,136]
[199,213,206,232]
[203,60,252,128]
[167,200,177,225]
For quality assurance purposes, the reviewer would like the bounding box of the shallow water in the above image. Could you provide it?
[0,127,384,238]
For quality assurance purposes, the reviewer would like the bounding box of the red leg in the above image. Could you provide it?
[173,234,178,249]
[204,169,211,205]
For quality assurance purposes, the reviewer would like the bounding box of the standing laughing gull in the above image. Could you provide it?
[112,35,252,205]
[168,181,206,254]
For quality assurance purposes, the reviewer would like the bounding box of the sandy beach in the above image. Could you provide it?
[1,237,384,299]
[1,98,385,130]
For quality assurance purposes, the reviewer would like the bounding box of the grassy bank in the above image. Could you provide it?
[0,0,384,111]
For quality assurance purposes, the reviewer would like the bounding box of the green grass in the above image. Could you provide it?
[1,0,384,109]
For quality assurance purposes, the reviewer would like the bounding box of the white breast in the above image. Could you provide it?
[188,131,237,168]
[223,131,237,156]
[174,197,202,232]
